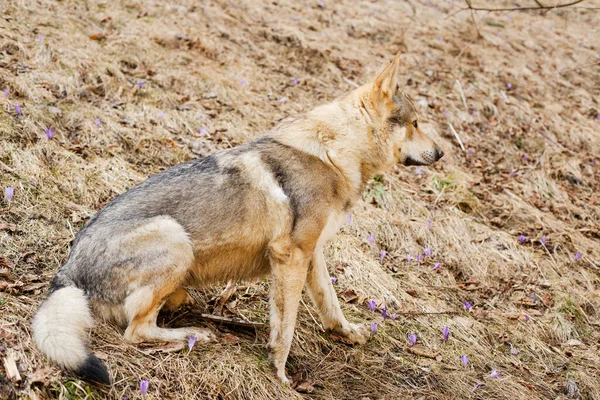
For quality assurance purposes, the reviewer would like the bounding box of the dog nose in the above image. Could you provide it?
[435,148,444,161]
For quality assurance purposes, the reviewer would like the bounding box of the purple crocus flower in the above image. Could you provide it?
[140,380,149,398]
[370,322,378,334]
[427,219,432,229]
[45,129,53,139]
[157,110,165,118]
[408,333,417,346]
[3,88,8,97]
[524,315,530,321]
[472,383,483,392]
[381,307,387,320]
[506,83,512,89]
[390,313,398,319]
[317,1,325,7]
[415,167,424,175]
[368,300,376,312]
[346,214,352,224]
[94,118,101,127]
[509,343,518,355]
[415,254,421,262]
[379,250,387,263]
[292,78,299,85]
[432,262,441,270]
[468,147,474,154]
[490,369,501,378]
[137,81,144,89]
[443,110,449,117]
[188,335,197,352]
[461,354,469,367]
[574,252,581,260]
[464,301,472,311]
[15,104,22,117]
[367,233,375,245]
[330,277,337,284]
[541,237,547,245]
[442,326,450,342]
[5,187,14,203]
[519,235,526,244]
[239,79,247,85]
[423,247,432,257]
[199,127,209,135]
[510,170,515,177]
[406,254,411,263]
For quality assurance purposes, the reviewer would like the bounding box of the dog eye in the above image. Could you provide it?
[412,121,418,129]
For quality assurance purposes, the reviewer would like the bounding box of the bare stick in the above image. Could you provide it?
[461,0,586,12]
[448,122,466,152]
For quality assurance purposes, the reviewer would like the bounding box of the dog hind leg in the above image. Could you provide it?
[267,238,310,384]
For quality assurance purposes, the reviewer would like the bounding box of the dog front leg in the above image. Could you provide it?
[306,249,369,344]
[268,239,310,384]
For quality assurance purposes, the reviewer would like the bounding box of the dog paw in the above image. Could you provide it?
[187,328,216,343]
[337,323,369,345]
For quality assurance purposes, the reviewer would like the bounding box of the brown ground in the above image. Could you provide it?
[1,0,600,399]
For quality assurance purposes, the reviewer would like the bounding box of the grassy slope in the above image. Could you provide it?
[1,0,600,398]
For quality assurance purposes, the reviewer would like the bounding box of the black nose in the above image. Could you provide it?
[436,148,444,161]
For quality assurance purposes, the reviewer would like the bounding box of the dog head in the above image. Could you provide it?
[362,55,444,167]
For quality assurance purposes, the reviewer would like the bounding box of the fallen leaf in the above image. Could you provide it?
[0,223,17,232]
[139,341,185,354]
[27,367,53,385]
[3,351,21,382]
[220,333,241,345]
[406,345,440,359]
[89,33,106,40]
[294,380,314,393]
[339,288,358,303]
[406,289,419,297]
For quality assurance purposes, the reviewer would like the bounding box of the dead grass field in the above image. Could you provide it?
[1,0,600,398]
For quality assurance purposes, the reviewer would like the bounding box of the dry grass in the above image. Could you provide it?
[1,0,600,398]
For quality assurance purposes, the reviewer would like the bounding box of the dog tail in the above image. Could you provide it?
[32,285,110,384]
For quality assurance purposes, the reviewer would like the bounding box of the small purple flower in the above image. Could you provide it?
[368,299,376,312]
[347,214,352,224]
[3,88,9,97]
[509,343,518,355]
[439,37,444,42]
[423,247,432,257]
[506,83,512,89]
[390,313,398,320]
[370,322,378,334]
[330,277,337,284]
[140,380,149,398]
[157,110,165,118]
[367,233,375,245]
[523,153,529,160]
[541,236,547,245]
[292,78,299,85]
[427,219,432,229]
[473,383,483,392]
[415,167,424,175]
[5,187,14,203]
[524,315,530,321]
[442,326,450,342]
[519,235,526,244]
[15,104,22,117]
[432,262,441,271]
[382,307,387,320]
[490,369,501,378]
[137,81,144,89]
[277,96,288,103]
[444,110,450,117]
[408,333,417,346]
[239,79,247,85]
[574,252,581,260]
[379,250,387,263]
[415,254,422,262]
[468,148,474,154]
[188,335,197,352]
[317,1,325,7]
[461,354,469,368]
[510,170,515,177]
[199,127,209,135]
[37,34,43,42]
[94,118,101,127]
[470,109,476,116]
[464,301,472,311]
[406,254,411,263]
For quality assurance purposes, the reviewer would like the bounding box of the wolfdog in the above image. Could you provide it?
[32,55,444,384]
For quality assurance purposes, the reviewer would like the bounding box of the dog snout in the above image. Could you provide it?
[434,147,444,161]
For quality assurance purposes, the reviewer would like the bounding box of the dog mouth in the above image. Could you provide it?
[402,156,429,166]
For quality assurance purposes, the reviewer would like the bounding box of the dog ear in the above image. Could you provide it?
[371,55,401,102]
